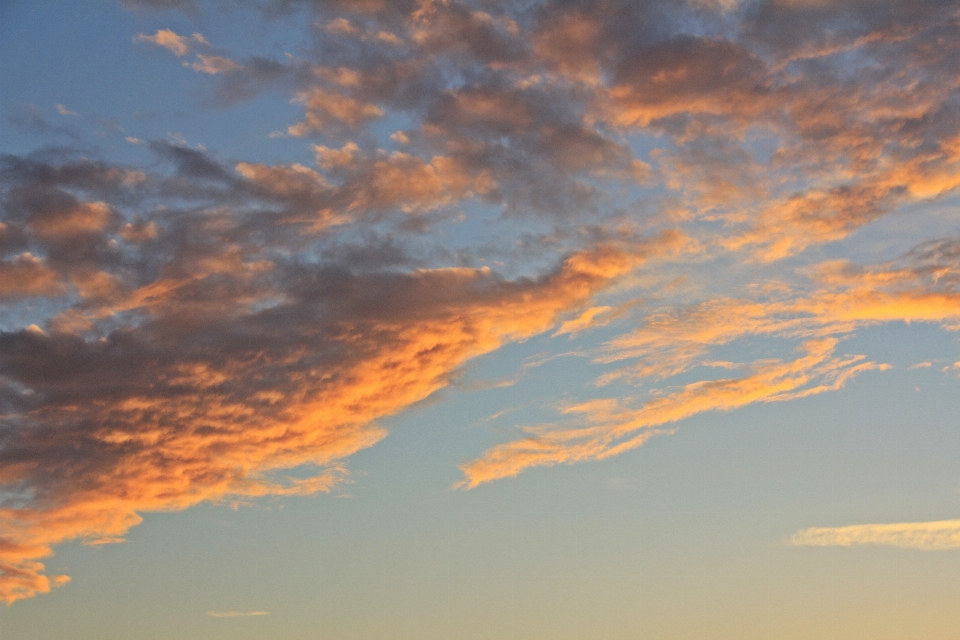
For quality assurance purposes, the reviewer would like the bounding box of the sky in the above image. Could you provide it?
[2,0,960,638]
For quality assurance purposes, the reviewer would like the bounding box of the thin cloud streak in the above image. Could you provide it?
[206,610,272,617]
[789,520,960,550]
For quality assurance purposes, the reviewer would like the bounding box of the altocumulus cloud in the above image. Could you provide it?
[4,0,960,603]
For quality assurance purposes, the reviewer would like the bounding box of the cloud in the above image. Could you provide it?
[553,305,613,337]
[409,2,526,64]
[789,519,960,550]
[0,253,63,299]
[0,243,658,600]
[0,142,690,602]
[459,338,887,488]
[458,234,960,487]
[234,143,496,225]
[8,0,960,605]
[7,104,82,140]
[287,88,384,134]
[598,243,960,382]
[134,29,207,57]
[206,610,271,617]
[519,0,960,257]
[186,54,242,75]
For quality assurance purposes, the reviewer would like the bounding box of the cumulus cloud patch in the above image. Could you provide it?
[135,29,207,57]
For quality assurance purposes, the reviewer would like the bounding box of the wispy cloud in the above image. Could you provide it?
[459,235,960,486]
[789,519,960,550]
[206,610,271,617]
[459,338,888,488]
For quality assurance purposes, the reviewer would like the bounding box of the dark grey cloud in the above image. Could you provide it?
[7,105,83,141]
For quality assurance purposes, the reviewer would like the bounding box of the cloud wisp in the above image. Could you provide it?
[206,610,271,617]
[459,238,960,486]
[789,520,960,550]
[459,338,887,488]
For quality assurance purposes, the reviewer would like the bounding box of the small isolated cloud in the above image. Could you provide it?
[55,104,79,117]
[206,610,271,617]
[325,18,358,36]
[789,519,960,550]
[908,361,933,369]
[185,54,241,75]
[135,29,207,57]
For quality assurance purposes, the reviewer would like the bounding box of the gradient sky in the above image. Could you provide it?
[3,0,960,638]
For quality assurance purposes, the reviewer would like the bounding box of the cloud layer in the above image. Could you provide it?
[4,0,960,602]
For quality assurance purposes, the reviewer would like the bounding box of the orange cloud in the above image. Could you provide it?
[0,229,678,602]
[0,254,62,298]
[533,10,605,83]
[235,147,496,229]
[186,54,241,75]
[600,250,960,383]
[287,88,384,134]
[553,305,613,337]
[28,201,113,239]
[605,37,770,128]
[134,29,207,57]
[460,236,960,487]
[341,152,495,213]
[459,338,885,488]
[9,0,960,607]
[725,147,960,261]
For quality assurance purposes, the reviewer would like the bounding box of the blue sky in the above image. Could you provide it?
[3,1,960,638]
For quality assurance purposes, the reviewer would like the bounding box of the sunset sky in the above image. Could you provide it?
[3,0,960,638]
